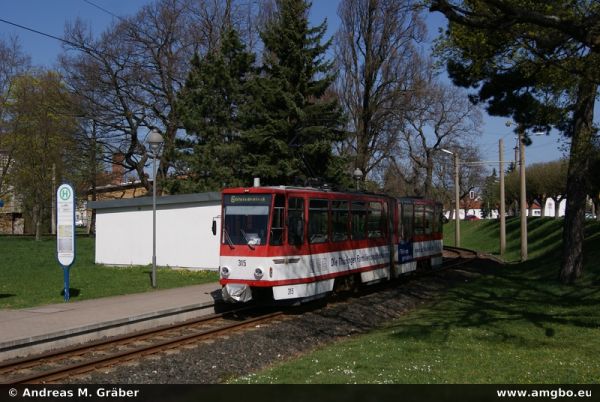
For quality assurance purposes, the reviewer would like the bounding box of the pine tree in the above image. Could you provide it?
[431,0,600,282]
[170,28,255,193]
[241,0,345,186]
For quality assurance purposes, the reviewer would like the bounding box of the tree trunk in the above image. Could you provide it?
[560,79,597,283]
[540,196,547,217]
[424,158,434,198]
[34,205,42,241]
[552,197,561,219]
[87,121,97,236]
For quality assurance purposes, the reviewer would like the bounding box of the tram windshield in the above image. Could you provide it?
[223,194,272,246]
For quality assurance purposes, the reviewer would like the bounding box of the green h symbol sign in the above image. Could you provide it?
[60,187,71,201]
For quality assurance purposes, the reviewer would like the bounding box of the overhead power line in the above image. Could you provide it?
[82,0,126,21]
[0,16,111,59]
[0,17,82,49]
[0,15,155,69]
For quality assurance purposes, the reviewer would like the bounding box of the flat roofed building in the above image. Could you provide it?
[89,192,221,270]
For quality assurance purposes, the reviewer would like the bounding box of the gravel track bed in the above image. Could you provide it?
[66,259,497,384]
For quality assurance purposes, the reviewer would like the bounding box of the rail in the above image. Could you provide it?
[0,306,284,384]
[1,246,480,384]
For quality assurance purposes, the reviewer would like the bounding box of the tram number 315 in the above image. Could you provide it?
[238,260,246,267]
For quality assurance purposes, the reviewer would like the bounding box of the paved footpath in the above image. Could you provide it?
[0,282,221,361]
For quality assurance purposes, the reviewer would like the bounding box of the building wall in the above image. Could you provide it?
[0,213,24,235]
[94,195,221,270]
[445,198,568,220]
[544,198,566,217]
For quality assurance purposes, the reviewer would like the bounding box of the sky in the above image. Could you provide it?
[0,0,569,170]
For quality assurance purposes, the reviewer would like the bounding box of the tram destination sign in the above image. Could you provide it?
[224,194,271,205]
[56,184,75,267]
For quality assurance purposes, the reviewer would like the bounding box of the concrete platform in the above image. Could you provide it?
[0,282,222,361]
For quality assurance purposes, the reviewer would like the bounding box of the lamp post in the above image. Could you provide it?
[148,128,164,288]
[353,168,363,191]
[441,148,460,247]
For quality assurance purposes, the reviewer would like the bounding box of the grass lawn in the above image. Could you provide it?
[0,235,219,309]
[234,218,600,383]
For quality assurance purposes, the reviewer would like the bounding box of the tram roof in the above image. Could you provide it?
[222,185,385,197]
[222,186,440,205]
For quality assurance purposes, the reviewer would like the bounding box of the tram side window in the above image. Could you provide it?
[435,204,443,233]
[414,205,425,235]
[270,195,285,245]
[367,202,384,239]
[309,199,329,244]
[288,197,305,245]
[351,201,367,240]
[332,200,349,241]
[397,203,403,239]
[424,205,433,235]
[402,203,414,239]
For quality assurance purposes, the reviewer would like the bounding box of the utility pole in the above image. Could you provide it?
[518,126,528,261]
[51,163,56,235]
[499,139,506,256]
[454,152,461,247]
[441,148,461,247]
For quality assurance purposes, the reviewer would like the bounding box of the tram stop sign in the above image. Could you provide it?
[57,184,75,267]
[57,184,75,302]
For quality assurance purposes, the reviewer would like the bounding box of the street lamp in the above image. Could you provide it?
[353,168,363,190]
[441,148,460,247]
[148,128,164,288]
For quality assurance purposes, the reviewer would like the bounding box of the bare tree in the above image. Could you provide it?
[60,0,252,193]
[334,0,425,181]
[396,64,482,197]
[61,17,154,191]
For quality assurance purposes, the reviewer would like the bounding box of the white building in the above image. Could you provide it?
[89,192,221,270]
[542,198,567,217]
[444,197,567,220]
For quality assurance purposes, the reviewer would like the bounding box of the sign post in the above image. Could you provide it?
[56,184,75,302]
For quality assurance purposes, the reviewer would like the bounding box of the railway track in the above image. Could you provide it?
[0,246,479,384]
[0,306,285,384]
[443,245,478,262]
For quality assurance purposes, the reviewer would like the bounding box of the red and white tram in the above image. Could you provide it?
[217,185,444,303]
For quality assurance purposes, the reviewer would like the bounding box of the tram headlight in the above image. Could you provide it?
[221,266,230,278]
[254,267,264,279]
